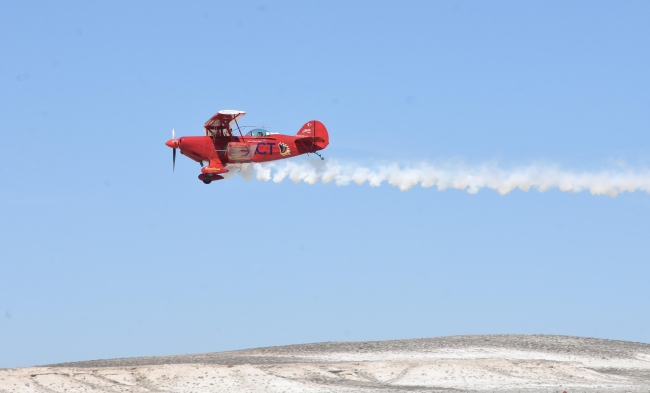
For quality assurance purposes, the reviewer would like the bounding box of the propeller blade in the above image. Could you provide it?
[171,128,177,172]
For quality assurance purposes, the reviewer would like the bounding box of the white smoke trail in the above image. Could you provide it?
[228,160,650,197]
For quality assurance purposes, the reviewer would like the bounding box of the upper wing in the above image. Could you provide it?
[204,110,247,137]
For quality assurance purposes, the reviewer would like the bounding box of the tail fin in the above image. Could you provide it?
[296,120,329,151]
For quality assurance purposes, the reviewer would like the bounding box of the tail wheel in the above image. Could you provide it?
[203,179,212,184]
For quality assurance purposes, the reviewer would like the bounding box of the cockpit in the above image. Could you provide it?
[245,129,273,137]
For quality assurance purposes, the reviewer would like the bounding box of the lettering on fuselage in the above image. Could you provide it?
[255,142,275,155]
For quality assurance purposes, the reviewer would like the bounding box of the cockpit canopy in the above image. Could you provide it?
[245,129,273,137]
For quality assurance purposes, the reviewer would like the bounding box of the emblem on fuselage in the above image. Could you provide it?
[279,142,291,156]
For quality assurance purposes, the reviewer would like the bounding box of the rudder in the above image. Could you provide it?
[296,120,329,151]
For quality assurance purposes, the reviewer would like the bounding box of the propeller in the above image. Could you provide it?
[165,128,180,171]
[172,128,176,172]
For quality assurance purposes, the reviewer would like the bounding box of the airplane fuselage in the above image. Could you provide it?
[176,134,321,164]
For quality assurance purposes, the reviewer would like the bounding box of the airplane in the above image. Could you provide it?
[165,110,329,184]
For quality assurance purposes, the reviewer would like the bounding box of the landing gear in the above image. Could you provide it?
[314,151,324,160]
[198,173,224,184]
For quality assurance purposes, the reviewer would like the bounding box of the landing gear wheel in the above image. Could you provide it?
[203,179,212,184]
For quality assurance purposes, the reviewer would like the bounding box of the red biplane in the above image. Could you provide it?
[165,110,329,184]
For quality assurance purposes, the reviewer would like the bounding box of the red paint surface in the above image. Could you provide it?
[166,115,329,183]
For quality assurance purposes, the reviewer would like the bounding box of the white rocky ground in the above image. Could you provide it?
[2,335,650,392]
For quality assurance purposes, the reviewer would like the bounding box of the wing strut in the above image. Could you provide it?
[233,118,251,157]
[234,118,244,138]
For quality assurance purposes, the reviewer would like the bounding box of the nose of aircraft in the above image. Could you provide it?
[165,139,179,148]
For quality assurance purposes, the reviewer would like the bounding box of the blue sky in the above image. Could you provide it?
[1,1,649,368]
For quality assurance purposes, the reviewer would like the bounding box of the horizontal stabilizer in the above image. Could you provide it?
[296,136,326,143]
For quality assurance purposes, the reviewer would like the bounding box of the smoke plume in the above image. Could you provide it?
[227,160,650,197]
